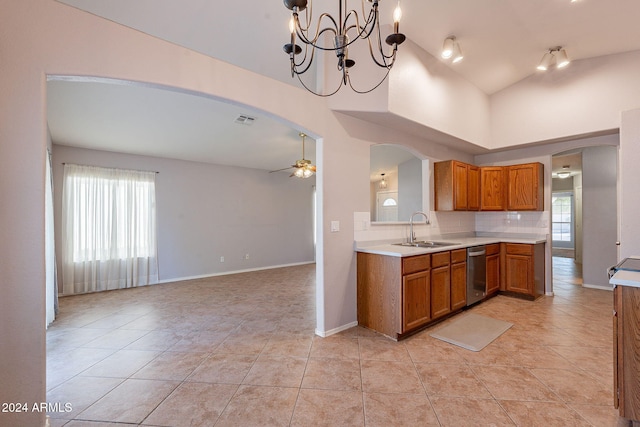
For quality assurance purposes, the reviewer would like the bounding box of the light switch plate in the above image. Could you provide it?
[330,221,340,232]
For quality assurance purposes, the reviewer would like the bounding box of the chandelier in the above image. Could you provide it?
[283,0,406,96]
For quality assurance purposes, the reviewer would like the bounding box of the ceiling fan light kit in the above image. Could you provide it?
[269,132,316,178]
[282,0,406,96]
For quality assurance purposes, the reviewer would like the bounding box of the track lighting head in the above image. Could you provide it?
[442,36,463,63]
[441,36,455,59]
[537,46,570,71]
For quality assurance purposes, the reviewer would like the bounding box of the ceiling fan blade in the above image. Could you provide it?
[269,166,294,173]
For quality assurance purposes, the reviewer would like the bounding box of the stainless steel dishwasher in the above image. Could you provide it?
[467,245,486,306]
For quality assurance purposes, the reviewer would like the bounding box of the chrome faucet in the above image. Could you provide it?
[409,211,429,243]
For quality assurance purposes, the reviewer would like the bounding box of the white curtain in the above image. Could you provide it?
[45,150,57,326]
[61,164,158,295]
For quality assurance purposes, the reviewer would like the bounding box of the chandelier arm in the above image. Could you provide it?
[342,7,378,46]
[296,12,339,48]
[366,35,397,68]
[346,67,391,94]
[296,72,343,97]
[292,44,318,75]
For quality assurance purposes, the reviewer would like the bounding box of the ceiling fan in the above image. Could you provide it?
[269,132,316,178]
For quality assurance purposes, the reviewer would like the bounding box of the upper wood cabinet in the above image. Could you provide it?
[434,160,479,211]
[480,166,506,211]
[507,163,544,211]
[467,165,480,211]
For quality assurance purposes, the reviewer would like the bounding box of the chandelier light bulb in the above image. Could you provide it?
[393,3,402,23]
[289,16,295,34]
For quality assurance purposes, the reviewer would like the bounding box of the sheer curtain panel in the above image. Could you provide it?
[61,164,158,295]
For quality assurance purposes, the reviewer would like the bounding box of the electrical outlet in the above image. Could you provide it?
[220,256,224,263]
[244,253,250,260]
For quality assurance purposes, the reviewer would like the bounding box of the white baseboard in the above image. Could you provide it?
[583,283,613,291]
[545,291,554,296]
[157,261,315,285]
[315,321,358,338]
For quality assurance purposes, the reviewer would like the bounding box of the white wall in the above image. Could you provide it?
[491,50,640,148]
[582,145,618,288]
[619,108,640,259]
[52,145,316,287]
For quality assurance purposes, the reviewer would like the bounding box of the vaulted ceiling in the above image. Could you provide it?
[49,0,640,172]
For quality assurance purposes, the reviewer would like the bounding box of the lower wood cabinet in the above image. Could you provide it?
[431,251,451,320]
[450,249,467,311]
[486,243,500,296]
[614,285,640,422]
[357,249,467,340]
[503,243,545,299]
[402,270,430,331]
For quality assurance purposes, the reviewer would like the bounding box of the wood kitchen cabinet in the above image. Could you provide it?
[434,160,479,211]
[503,243,545,299]
[431,251,451,319]
[480,166,506,211]
[486,243,500,296]
[450,249,467,311]
[507,162,544,211]
[357,249,469,340]
[357,252,432,339]
[614,285,640,422]
[402,254,431,331]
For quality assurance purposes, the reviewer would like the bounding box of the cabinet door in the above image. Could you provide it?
[507,163,543,211]
[453,161,468,210]
[505,253,532,294]
[431,265,451,319]
[451,261,467,311]
[402,271,431,332]
[467,165,480,211]
[486,254,500,295]
[480,166,505,211]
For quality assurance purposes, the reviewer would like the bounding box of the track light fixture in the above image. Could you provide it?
[441,36,463,63]
[283,0,406,97]
[537,46,571,71]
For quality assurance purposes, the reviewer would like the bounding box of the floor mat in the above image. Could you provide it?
[430,313,513,352]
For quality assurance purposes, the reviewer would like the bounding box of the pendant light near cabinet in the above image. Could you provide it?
[379,173,387,189]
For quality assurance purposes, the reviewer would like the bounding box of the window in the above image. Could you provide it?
[552,193,573,243]
[62,164,158,294]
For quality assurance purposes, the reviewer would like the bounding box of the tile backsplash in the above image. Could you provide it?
[354,210,550,242]
[475,211,550,234]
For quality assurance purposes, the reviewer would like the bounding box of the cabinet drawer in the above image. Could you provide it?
[486,243,500,256]
[403,254,430,275]
[451,248,466,264]
[505,243,533,256]
[431,251,450,268]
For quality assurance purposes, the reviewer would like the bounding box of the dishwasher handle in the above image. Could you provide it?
[468,249,486,257]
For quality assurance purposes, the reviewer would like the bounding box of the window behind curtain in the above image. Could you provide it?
[61,164,158,294]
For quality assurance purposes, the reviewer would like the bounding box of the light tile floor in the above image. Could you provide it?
[46,259,633,426]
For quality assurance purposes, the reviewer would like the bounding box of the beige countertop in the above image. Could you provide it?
[609,257,640,288]
[355,233,548,257]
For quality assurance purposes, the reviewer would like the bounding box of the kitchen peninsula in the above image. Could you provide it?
[356,234,546,340]
[610,258,640,424]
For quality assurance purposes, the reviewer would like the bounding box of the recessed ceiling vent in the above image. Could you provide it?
[234,114,256,125]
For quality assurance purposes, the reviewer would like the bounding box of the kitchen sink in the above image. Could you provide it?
[393,241,459,248]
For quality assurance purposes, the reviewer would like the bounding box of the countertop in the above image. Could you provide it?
[355,233,548,257]
[609,257,640,288]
